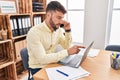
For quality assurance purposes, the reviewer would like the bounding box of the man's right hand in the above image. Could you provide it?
[67,45,85,55]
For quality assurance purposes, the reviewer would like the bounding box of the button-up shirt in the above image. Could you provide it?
[26,21,72,68]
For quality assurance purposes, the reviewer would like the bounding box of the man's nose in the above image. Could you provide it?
[59,20,64,24]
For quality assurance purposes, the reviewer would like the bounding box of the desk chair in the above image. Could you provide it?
[105,45,120,52]
[20,48,32,80]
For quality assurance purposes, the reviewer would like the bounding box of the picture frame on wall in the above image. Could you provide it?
[0,0,17,14]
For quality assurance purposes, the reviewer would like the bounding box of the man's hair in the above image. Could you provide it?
[46,1,67,14]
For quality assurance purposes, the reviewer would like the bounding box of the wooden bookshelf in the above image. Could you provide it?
[0,39,12,44]
[0,64,17,80]
[0,40,17,80]
[0,60,14,69]
[0,0,46,79]
[12,34,26,41]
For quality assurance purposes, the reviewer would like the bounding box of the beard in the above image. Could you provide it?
[49,17,58,31]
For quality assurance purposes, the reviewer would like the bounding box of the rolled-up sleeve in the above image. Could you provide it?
[59,29,72,49]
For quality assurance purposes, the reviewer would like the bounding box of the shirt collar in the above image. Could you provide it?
[43,21,52,33]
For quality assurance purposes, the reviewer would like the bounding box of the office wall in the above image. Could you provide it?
[83,0,110,49]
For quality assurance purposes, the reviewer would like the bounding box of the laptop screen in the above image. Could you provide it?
[59,41,94,68]
[80,41,94,65]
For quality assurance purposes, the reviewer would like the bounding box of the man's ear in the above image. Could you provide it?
[46,12,51,17]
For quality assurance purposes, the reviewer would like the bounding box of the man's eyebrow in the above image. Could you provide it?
[57,16,63,19]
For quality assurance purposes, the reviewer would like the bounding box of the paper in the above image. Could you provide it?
[78,48,100,57]
[46,66,90,80]
[87,49,100,57]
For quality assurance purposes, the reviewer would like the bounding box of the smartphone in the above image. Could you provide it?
[60,24,64,28]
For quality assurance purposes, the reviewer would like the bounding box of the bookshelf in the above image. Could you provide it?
[0,40,17,80]
[0,0,46,79]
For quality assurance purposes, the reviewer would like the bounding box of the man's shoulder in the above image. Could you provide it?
[30,23,44,30]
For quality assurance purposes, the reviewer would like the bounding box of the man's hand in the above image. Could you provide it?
[67,45,85,55]
[62,21,71,30]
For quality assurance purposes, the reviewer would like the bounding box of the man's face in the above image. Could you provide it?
[49,11,64,31]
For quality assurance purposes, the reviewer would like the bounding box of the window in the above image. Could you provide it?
[108,0,120,45]
[47,0,85,43]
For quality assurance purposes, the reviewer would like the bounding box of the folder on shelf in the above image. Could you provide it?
[34,16,41,26]
[18,17,24,35]
[34,16,37,26]
[13,18,19,36]
[10,19,16,37]
[25,17,28,33]
[27,17,31,31]
[22,17,27,34]
[38,16,41,24]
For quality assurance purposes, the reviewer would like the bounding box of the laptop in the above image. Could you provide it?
[59,41,94,68]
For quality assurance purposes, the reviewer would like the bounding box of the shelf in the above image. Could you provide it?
[0,14,7,15]
[32,12,46,14]
[12,35,26,40]
[0,39,12,44]
[0,59,14,69]
[0,63,17,80]
[6,13,31,16]
[12,35,26,43]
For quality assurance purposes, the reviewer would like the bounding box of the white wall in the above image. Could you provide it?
[83,0,110,49]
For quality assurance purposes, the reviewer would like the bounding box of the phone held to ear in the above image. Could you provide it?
[60,24,71,32]
[60,24,64,28]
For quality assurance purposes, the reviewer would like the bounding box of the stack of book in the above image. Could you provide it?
[32,2,44,12]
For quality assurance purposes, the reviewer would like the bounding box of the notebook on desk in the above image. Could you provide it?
[59,41,94,68]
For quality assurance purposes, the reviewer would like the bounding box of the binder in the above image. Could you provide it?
[16,18,20,36]
[34,16,36,26]
[10,19,16,36]
[13,18,19,36]
[25,17,28,33]
[27,17,31,32]
[20,17,25,35]
[22,17,27,34]
[18,17,24,35]
[38,16,41,24]
[34,16,41,26]
[37,16,39,24]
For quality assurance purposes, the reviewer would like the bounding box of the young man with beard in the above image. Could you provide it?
[26,1,84,75]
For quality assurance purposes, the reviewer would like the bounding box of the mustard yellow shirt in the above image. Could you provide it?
[26,21,72,68]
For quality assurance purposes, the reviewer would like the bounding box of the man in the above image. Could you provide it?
[26,1,84,75]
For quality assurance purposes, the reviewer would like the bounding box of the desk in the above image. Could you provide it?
[33,50,120,80]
